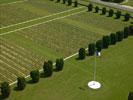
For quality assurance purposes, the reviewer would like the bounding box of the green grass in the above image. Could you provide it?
[0,0,73,26]
[7,37,133,100]
[0,0,22,4]
[0,0,132,99]
[122,0,133,7]
[0,0,132,84]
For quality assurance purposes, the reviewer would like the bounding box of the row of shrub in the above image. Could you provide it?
[51,0,132,21]
[78,25,133,100]
[101,0,124,3]
[88,3,131,21]
[0,58,64,99]
[78,25,133,59]
[52,0,78,7]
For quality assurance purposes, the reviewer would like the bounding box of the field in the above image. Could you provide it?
[122,0,133,7]
[0,0,133,99]
[8,37,133,100]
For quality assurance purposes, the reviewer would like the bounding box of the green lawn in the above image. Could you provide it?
[0,0,132,84]
[0,0,132,99]
[122,0,133,7]
[7,37,133,100]
[0,0,22,4]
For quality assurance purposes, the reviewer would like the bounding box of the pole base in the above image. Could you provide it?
[88,81,101,89]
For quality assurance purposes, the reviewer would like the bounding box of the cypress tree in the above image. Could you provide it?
[124,27,129,38]
[102,7,106,15]
[95,6,99,13]
[43,61,53,77]
[17,77,26,90]
[115,10,121,19]
[108,9,114,17]
[129,25,133,35]
[1,82,10,99]
[56,58,64,71]
[116,31,124,41]
[110,33,116,45]
[78,48,86,59]
[68,0,72,6]
[88,4,93,11]
[96,40,103,52]
[88,43,95,56]
[57,0,60,2]
[128,92,133,100]
[63,0,66,4]
[30,70,40,83]
[74,0,78,7]
[102,36,110,48]
[124,13,130,21]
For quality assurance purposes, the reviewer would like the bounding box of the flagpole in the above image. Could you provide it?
[88,51,101,89]
[93,53,96,82]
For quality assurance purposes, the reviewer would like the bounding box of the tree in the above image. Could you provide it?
[128,92,133,100]
[43,61,53,77]
[88,4,93,11]
[88,43,95,56]
[116,31,124,41]
[96,40,103,52]
[102,36,110,48]
[57,0,60,2]
[108,9,114,17]
[115,10,121,19]
[74,0,78,7]
[30,70,40,83]
[124,27,129,38]
[17,77,26,90]
[102,7,106,15]
[68,0,72,6]
[124,13,130,21]
[0,82,10,99]
[95,6,99,13]
[63,0,66,4]
[78,48,86,59]
[110,33,116,45]
[129,25,133,35]
[48,60,53,66]
[56,58,64,71]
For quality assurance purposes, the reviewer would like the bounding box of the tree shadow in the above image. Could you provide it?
[0,95,4,100]
[75,57,80,60]
[13,87,22,92]
[26,80,39,85]
[131,21,133,24]
[26,80,35,84]
[40,72,50,78]
[78,87,85,91]
[114,17,119,19]
[53,68,59,72]
[40,72,45,78]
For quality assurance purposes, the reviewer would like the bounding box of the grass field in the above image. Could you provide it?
[122,0,133,7]
[7,37,133,100]
[0,0,133,99]
[0,0,20,4]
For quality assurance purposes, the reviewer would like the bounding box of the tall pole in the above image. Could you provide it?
[88,52,101,89]
[93,53,96,82]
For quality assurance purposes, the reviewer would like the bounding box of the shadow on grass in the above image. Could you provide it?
[53,68,59,72]
[78,87,85,91]
[114,17,119,19]
[0,95,4,100]
[26,80,35,84]
[40,73,51,78]
[13,87,22,92]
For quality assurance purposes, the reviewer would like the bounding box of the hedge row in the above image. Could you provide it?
[0,58,64,99]
[78,25,133,59]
